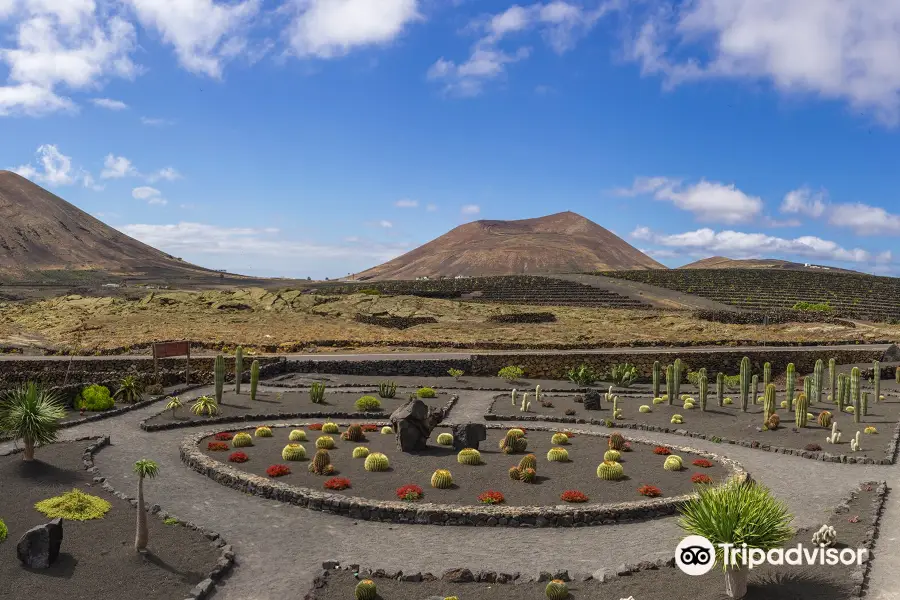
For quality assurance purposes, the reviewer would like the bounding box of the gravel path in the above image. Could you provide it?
[3,388,898,600]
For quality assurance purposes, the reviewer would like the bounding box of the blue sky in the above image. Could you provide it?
[3,0,900,279]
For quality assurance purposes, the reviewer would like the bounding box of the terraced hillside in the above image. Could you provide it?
[603,268,900,321]
[314,275,650,309]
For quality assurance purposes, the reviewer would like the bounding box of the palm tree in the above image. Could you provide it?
[133,459,160,552]
[114,375,144,404]
[0,383,66,461]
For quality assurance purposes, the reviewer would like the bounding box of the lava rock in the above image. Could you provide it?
[390,399,444,452]
[583,390,603,410]
[451,423,487,450]
[17,518,63,569]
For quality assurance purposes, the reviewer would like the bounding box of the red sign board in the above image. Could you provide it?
[152,341,190,359]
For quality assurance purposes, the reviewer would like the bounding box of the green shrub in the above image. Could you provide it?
[34,489,111,521]
[498,365,525,381]
[359,288,381,295]
[77,384,114,411]
[355,396,382,411]
[792,301,832,312]
[113,375,144,403]
[416,387,436,399]
[447,368,464,380]
[566,363,598,386]
[0,517,6,543]
[163,517,179,526]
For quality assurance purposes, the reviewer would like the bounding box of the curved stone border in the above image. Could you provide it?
[306,479,889,597]
[180,421,747,528]
[485,407,900,466]
[81,437,236,600]
[141,394,459,432]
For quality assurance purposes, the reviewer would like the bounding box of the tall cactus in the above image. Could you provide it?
[666,364,675,405]
[739,356,750,412]
[699,373,708,412]
[763,362,772,388]
[844,375,851,413]
[795,392,809,428]
[836,374,845,410]
[829,358,837,403]
[785,363,795,410]
[673,359,683,401]
[250,359,260,401]
[896,366,900,384]
[652,360,661,399]
[751,374,759,403]
[814,359,824,404]
[763,383,776,424]
[716,372,724,407]
[803,376,813,408]
[234,346,244,394]
[862,391,869,417]
[851,367,861,423]
[214,354,225,403]
[873,360,881,403]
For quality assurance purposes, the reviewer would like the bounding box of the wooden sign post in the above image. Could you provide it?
[152,341,191,384]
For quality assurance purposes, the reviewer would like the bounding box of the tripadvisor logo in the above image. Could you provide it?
[675,535,868,576]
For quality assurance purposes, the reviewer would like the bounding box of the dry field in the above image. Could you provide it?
[0,288,897,354]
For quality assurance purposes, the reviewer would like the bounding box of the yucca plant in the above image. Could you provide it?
[0,382,66,461]
[679,479,794,598]
[190,395,219,417]
[164,396,183,418]
[133,459,160,552]
[114,375,144,404]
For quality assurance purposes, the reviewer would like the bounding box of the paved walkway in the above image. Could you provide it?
[3,388,898,599]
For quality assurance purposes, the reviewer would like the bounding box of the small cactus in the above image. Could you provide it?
[457,448,482,465]
[309,382,326,404]
[355,579,377,600]
[723,397,733,405]
[812,524,837,547]
[547,447,569,462]
[551,433,570,445]
[255,426,273,437]
[671,414,684,424]
[683,401,695,410]
[322,422,340,434]
[316,436,335,449]
[364,452,390,472]
[352,446,370,458]
[603,449,621,461]
[518,454,537,470]
[381,426,393,435]
[289,429,307,442]
[663,455,683,471]
[596,460,624,480]
[431,469,453,488]
[652,397,665,404]
[499,431,528,454]
[343,424,364,442]
[308,449,333,475]
[281,444,306,461]
[519,467,537,483]
[608,432,626,450]
[865,426,878,434]
[436,432,454,446]
[817,411,833,428]
[232,432,253,447]
[508,466,521,480]
[545,579,569,600]
[639,405,651,413]
[850,431,861,452]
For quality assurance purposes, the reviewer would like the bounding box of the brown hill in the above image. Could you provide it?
[353,211,665,280]
[0,170,227,281]
[679,256,859,273]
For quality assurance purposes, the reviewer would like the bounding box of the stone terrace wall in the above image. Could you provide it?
[283,359,470,377]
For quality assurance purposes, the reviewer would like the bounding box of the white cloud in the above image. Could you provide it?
[379,220,393,228]
[0,83,73,116]
[780,187,827,218]
[140,116,175,126]
[628,0,900,124]
[147,167,182,182]
[395,198,418,208]
[829,203,900,235]
[287,0,421,58]
[132,186,167,205]
[126,0,261,78]
[635,226,878,264]
[91,98,128,110]
[616,176,763,224]
[428,1,612,96]
[461,204,481,215]
[101,154,138,179]
[11,144,98,189]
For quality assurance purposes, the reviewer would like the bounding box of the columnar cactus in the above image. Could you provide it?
[663,455,683,471]
[851,367,861,423]
[699,374,708,412]
[281,444,306,461]
[596,460,624,480]
[873,360,881,403]
[716,372,724,407]
[673,359,683,400]
[829,358,837,403]
[355,579,377,600]
[862,392,869,418]
[750,374,759,404]
[214,354,225,403]
[763,384,776,424]
[457,448,482,465]
[612,396,620,418]
[652,360,661,399]
[308,449,333,474]
[535,385,542,404]
[795,393,809,428]
[511,389,517,406]
[740,356,750,412]
[666,364,675,405]
[309,382,326,404]
[232,432,253,447]
[896,366,900,384]
[547,447,570,462]
[436,433,454,446]
[826,422,841,444]
[837,374,846,409]
[785,363,795,410]
[763,362,772,388]
[850,430,861,452]
[545,579,569,600]
[814,359,824,404]
[234,346,243,394]
[844,375,851,412]
[431,469,453,489]
[520,393,531,412]
[803,376,813,408]
[289,429,307,442]
[364,452,389,472]
[250,360,259,401]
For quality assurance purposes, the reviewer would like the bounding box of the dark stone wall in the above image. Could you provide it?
[283,359,469,377]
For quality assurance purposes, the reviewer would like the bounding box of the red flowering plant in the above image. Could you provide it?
[691,473,713,485]
[324,477,351,490]
[266,464,291,477]
[228,451,249,463]
[637,485,662,497]
[653,446,671,455]
[692,459,713,468]
[622,441,633,452]
[478,490,505,505]
[360,424,379,432]
[308,423,324,431]
[207,441,230,451]
[396,484,424,501]
[214,432,234,441]
[560,490,589,503]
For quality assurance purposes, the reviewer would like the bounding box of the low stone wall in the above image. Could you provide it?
[283,359,470,378]
[180,423,747,527]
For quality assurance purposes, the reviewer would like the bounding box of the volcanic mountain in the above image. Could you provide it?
[353,211,665,280]
[0,170,225,281]
[679,256,859,273]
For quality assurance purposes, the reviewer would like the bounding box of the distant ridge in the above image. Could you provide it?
[353,211,666,280]
[679,256,859,273]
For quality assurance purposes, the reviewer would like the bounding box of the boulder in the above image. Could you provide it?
[390,399,444,451]
[451,423,487,451]
[17,518,63,569]
[583,390,603,410]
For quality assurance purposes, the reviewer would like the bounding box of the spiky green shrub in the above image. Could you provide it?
[378,381,397,398]
[431,469,453,488]
[447,368,464,380]
[436,432,454,446]
[500,431,528,454]
[518,454,537,470]
[316,435,335,449]
[355,579,377,600]
[78,384,115,411]
[639,405,651,413]
[381,426,393,435]
[364,452,389,472]
[671,414,684,424]
[457,448,482,465]
[604,449,621,461]
[498,365,525,382]
[0,382,65,461]
[164,396,183,418]
[352,446,370,458]
[416,387,437,399]
[551,432,569,445]
[190,395,218,417]
[343,424,364,442]
[663,455,683,471]
[34,489,111,521]
[547,447,569,462]
[0,518,7,543]
[596,461,624,480]
[354,395,382,412]
[232,432,253,447]
[255,426,273,437]
[322,422,340,434]
[289,429,307,442]
[608,432,626,450]
[545,579,569,600]
[281,444,306,461]
[114,375,144,404]
[309,382,326,404]
[308,449,333,475]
